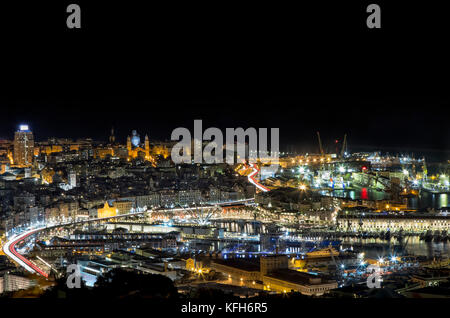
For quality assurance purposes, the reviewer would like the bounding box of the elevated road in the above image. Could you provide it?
[244,163,270,192]
[2,228,49,277]
[2,199,256,278]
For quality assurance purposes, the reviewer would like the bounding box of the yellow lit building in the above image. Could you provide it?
[127,133,150,160]
[93,147,114,159]
[0,233,6,256]
[210,255,337,296]
[43,145,63,155]
[40,167,55,184]
[7,151,14,165]
[291,258,307,270]
[338,213,450,232]
[114,199,134,215]
[97,201,118,218]
[186,258,196,271]
[152,144,170,159]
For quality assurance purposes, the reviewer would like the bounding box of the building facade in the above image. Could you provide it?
[13,125,34,166]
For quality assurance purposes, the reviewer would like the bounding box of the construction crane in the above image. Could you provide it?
[317,131,325,157]
[339,134,347,159]
[328,245,345,284]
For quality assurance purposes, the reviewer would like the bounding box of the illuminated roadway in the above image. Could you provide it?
[2,198,255,278]
[247,163,270,192]
[2,228,49,277]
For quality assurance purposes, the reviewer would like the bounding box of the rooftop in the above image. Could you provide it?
[212,258,260,272]
[265,268,331,286]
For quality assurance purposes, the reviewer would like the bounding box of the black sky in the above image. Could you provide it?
[1,96,448,158]
[0,2,449,158]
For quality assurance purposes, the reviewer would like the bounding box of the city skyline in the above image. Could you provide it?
[1,96,448,158]
[0,0,449,306]
[1,112,449,299]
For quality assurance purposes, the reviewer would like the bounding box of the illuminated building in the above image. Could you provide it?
[151,143,170,159]
[185,258,196,271]
[338,213,450,232]
[40,167,55,184]
[178,189,202,206]
[13,125,34,166]
[97,201,118,218]
[210,255,337,296]
[69,144,80,151]
[260,254,288,275]
[113,199,134,215]
[127,130,152,161]
[136,193,160,209]
[93,147,114,159]
[113,147,128,160]
[44,200,80,222]
[210,259,261,282]
[42,145,63,155]
[262,269,338,296]
[69,170,77,188]
[24,167,31,178]
[0,273,36,293]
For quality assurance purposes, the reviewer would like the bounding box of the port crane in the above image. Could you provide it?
[339,134,347,158]
[328,245,345,284]
[317,131,348,158]
[317,131,325,157]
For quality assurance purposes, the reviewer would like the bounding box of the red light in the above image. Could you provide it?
[362,166,367,171]
[361,188,368,200]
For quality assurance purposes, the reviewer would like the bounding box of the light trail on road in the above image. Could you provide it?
[2,199,256,277]
[2,228,49,278]
[247,163,270,192]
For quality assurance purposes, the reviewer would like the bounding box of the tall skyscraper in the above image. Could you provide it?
[13,125,34,166]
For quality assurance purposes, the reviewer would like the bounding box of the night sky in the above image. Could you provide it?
[0,2,449,159]
[1,96,448,158]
